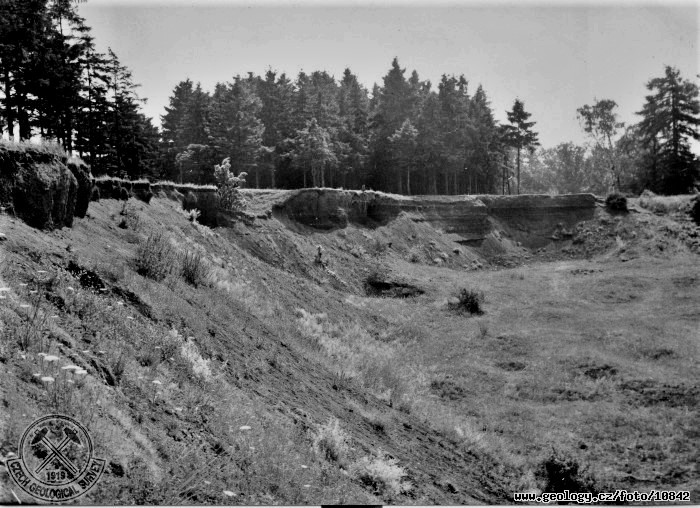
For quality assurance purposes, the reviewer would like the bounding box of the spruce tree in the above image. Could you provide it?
[636,66,700,193]
[502,99,540,194]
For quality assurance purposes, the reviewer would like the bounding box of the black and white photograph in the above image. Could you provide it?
[0,0,698,504]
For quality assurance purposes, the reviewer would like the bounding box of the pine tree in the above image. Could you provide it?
[177,82,210,148]
[388,119,418,194]
[253,70,295,187]
[285,118,337,188]
[502,99,540,194]
[415,90,444,195]
[466,85,501,194]
[337,68,369,188]
[636,66,700,193]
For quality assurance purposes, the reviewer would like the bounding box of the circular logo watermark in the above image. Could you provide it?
[5,414,105,502]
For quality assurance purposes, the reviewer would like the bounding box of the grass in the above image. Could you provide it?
[355,252,699,494]
[637,192,696,215]
[0,138,68,157]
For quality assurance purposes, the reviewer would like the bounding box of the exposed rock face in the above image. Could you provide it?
[479,194,596,248]
[275,189,596,248]
[0,144,86,230]
[274,189,489,240]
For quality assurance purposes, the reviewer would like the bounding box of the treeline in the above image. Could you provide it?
[160,59,539,195]
[0,0,159,176]
[522,67,700,196]
[1,1,697,196]
[162,62,699,196]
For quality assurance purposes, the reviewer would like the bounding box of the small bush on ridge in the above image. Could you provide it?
[214,157,247,213]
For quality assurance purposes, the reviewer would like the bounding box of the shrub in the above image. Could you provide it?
[313,418,350,465]
[180,249,210,287]
[135,232,176,281]
[349,453,412,498]
[450,288,484,315]
[605,193,627,212]
[119,186,131,201]
[537,451,599,494]
[214,157,247,213]
[90,186,100,202]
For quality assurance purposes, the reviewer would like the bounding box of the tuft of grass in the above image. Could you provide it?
[349,453,412,498]
[313,418,351,465]
[180,249,210,287]
[180,335,213,381]
[135,232,176,281]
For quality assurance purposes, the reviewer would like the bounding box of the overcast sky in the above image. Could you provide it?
[77,0,699,149]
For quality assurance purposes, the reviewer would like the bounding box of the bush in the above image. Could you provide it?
[537,451,600,495]
[180,250,210,287]
[605,193,627,212]
[349,454,412,498]
[214,157,247,213]
[91,186,100,202]
[450,288,484,315]
[135,232,176,281]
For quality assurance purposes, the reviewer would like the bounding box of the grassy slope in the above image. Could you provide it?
[0,195,509,505]
[0,190,698,504]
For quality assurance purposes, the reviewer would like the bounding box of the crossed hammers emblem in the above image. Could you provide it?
[30,426,82,477]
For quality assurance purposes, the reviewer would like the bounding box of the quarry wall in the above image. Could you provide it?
[273,189,596,248]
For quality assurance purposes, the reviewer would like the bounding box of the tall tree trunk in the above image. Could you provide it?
[516,147,521,195]
[4,71,14,139]
[405,162,410,195]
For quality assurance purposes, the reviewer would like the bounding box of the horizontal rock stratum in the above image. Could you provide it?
[272,188,596,248]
